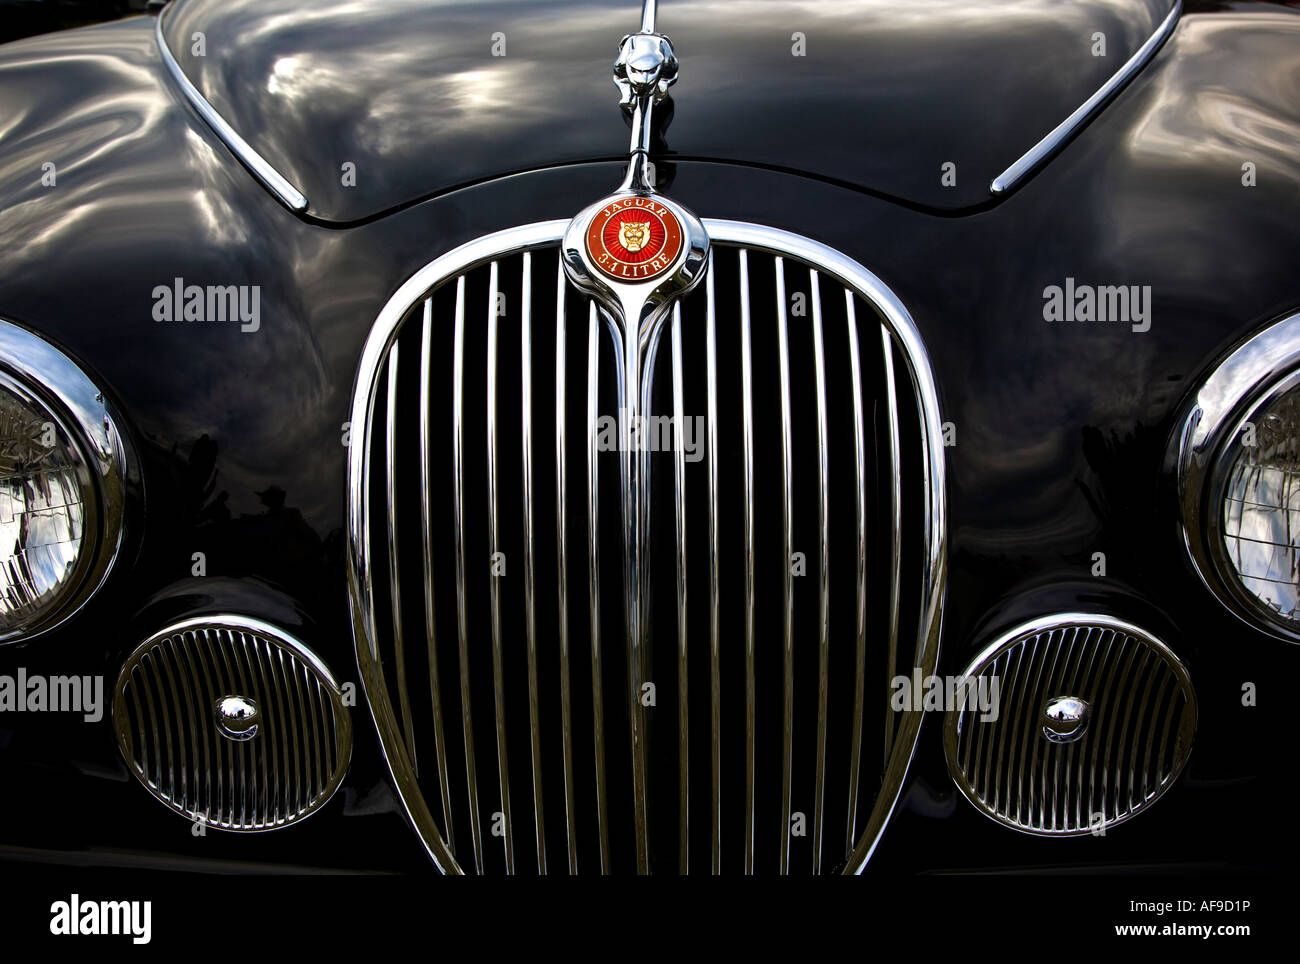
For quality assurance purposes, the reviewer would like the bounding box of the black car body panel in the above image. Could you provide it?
[0,0,1297,873]
[158,0,1175,220]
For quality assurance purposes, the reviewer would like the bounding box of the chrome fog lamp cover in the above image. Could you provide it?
[1175,309,1300,642]
[0,318,131,642]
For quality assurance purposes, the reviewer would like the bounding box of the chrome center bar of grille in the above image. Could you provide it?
[346,220,946,874]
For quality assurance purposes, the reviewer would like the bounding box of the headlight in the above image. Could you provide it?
[1220,382,1300,623]
[1176,310,1300,642]
[0,319,132,642]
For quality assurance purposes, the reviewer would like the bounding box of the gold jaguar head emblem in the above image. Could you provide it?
[619,220,651,252]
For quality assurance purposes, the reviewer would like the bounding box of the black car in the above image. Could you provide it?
[0,0,1295,905]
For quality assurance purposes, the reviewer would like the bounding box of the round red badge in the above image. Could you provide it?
[585,197,684,282]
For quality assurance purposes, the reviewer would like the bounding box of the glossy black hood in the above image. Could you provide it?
[161,0,1174,222]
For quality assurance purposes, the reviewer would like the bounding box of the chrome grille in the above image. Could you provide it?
[347,221,946,874]
[944,615,1196,835]
[113,618,353,831]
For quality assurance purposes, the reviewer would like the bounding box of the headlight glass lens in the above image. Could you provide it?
[0,379,93,636]
[1221,386,1300,624]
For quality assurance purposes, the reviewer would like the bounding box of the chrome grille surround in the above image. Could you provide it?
[346,220,947,874]
[943,614,1196,836]
[113,616,353,831]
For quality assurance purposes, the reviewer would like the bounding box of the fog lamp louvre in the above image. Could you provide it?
[113,616,352,832]
[943,614,1196,836]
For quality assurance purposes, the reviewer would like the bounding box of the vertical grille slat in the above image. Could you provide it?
[880,327,902,767]
[175,636,207,821]
[1070,628,1102,830]
[269,645,294,822]
[843,292,867,853]
[485,258,516,874]
[738,247,757,876]
[298,661,320,824]
[774,255,795,877]
[586,300,611,873]
[450,274,485,874]
[670,304,690,875]
[809,269,830,874]
[704,256,722,875]
[386,345,418,774]
[155,639,189,815]
[351,224,946,874]
[554,258,579,874]
[1125,647,1161,816]
[251,635,275,825]
[190,634,221,824]
[212,632,243,827]
[519,252,547,874]
[419,296,457,850]
[227,632,257,828]
[625,314,652,878]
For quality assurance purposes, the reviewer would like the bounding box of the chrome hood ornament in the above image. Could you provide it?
[562,0,709,333]
[560,0,709,874]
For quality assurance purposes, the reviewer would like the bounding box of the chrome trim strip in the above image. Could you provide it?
[251,640,272,820]
[451,277,481,875]
[1173,309,1300,644]
[189,636,218,819]
[586,301,611,872]
[775,256,795,876]
[154,638,187,812]
[989,0,1181,195]
[705,254,722,874]
[993,641,1029,817]
[555,260,580,873]
[671,303,690,874]
[385,346,418,773]
[620,322,655,876]
[281,649,305,817]
[485,260,516,874]
[1087,632,1125,828]
[154,9,308,212]
[810,269,830,875]
[419,298,456,851]
[520,253,547,873]
[881,328,902,763]
[843,293,868,853]
[738,248,757,875]
[224,640,247,812]
[346,219,947,875]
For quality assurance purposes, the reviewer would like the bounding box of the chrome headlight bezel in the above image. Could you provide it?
[0,317,133,644]
[1175,309,1300,643]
